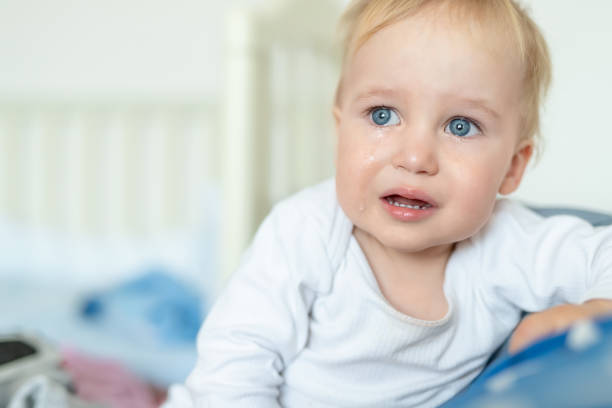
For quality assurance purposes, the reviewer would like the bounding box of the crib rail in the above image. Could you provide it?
[221,0,341,277]
[0,100,219,239]
[0,0,343,281]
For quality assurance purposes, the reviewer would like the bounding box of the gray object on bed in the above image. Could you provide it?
[0,334,101,408]
[529,205,612,227]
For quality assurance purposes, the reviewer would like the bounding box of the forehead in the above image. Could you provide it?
[341,5,525,108]
[346,0,523,65]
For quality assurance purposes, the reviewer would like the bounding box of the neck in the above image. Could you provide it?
[353,226,454,287]
[353,226,455,320]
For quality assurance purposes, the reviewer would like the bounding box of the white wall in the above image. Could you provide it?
[0,0,344,98]
[0,0,262,97]
[512,0,612,212]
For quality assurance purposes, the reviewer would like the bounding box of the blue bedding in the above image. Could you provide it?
[443,316,612,407]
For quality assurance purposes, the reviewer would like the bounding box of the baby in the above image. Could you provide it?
[164,0,612,407]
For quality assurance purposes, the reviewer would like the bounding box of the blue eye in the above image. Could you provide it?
[445,117,480,137]
[370,107,400,126]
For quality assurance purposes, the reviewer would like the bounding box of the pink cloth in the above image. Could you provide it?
[61,347,160,408]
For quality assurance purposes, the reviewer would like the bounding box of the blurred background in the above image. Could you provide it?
[0,0,610,406]
[0,0,342,404]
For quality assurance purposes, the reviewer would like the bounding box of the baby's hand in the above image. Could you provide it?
[508,299,612,354]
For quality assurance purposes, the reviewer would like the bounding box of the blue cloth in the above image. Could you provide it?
[529,206,612,227]
[442,316,612,407]
[81,269,204,346]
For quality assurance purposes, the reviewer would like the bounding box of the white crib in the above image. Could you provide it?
[0,0,342,288]
[221,0,342,279]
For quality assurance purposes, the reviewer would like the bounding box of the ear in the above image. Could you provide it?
[333,105,342,129]
[332,79,344,129]
[498,139,533,195]
[332,105,342,169]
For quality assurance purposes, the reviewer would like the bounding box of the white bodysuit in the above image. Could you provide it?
[163,178,612,407]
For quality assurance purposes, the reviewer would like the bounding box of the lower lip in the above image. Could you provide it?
[380,198,436,222]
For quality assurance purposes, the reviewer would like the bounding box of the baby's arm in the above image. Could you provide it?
[173,205,326,407]
[508,299,612,353]
[478,201,612,354]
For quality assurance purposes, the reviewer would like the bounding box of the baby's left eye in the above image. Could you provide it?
[445,117,480,138]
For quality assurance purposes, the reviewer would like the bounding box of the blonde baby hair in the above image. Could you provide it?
[335,0,552,155]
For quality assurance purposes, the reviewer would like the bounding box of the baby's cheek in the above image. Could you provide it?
[449,168,500,231]
[337,138,377,176]
[335,150,361,195]
[368,140,397,166]
[335,149,376,214]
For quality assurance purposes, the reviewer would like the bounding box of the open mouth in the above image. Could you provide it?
[384,195,433,210]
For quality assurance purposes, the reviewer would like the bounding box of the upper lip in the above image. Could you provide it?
[380,187,438,207]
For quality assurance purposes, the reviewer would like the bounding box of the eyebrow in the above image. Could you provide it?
[351,88,502,120]
[352,88,400,103]
[458,97,501,120]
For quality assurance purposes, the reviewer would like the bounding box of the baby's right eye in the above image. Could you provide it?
[370,107,400,126]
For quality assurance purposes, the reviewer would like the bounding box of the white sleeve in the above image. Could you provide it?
[477,200,612,313]
[164,202,333,408]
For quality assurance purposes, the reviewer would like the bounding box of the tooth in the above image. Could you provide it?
[393,201,420,209]
[386,197,430,210]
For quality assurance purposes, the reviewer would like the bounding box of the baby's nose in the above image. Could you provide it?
[391,130,439,176]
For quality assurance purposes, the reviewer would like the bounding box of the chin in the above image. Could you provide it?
[375,232,444,254]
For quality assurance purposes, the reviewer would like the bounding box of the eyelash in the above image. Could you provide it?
[451,116,483,133]
[364,105,393,118]
[364,105,484,134]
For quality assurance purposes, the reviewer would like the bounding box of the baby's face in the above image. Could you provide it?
[334,9,532,254]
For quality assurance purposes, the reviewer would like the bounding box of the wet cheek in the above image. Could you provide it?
[358,134,397,171]
[360,146,389,171]
[335,142,364,202]
[335,131,390,217]
[369,135,396,163]
[337,125,390,170]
